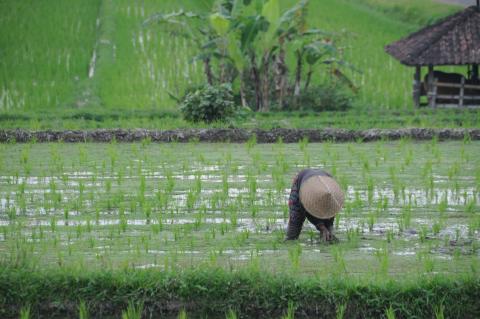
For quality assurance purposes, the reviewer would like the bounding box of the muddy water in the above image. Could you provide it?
[0,141,478,275]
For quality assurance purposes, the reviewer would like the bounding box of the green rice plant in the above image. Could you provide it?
[432,220,443,236]
[367,213,376,232]
[331,246,347,274]
[177,309,188,319]
[78,300,89,319]
[298,137,309,152]
[345,227,360,247]
[225,309,238,319]
[385,305,396,319]
[464,198,477,214]
[434,304,445,319]
[418,225,428,243]
[50,216,57,233]
[375,245,389,276]
[19,306,31,319]
[246,135,257,153]
[400,204,412,230]
[186,189,197,211]
[336,303,347,319]
[288,244,302,271]
[121,301,144,319]
[437,193,448,215]
[282,301,296,319]
[418,251,434,273]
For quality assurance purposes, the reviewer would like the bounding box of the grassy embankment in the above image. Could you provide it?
[2,0,477,129]
[1,266,479,318]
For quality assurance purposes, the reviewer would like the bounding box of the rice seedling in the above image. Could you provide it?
[335,303,347,319]
[225,309,238,319]
[385,305,396,319]
[281,301,296,319]
[78,300,89,319]
[19,306,31,319]
[288,244,302,271]
[375,245,389,276]
[434,304,445,319]
[121,301,144,319]
[177,309,188,319]
[0,139,477,313]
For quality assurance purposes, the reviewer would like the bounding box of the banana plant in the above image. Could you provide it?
[145,0,351,112]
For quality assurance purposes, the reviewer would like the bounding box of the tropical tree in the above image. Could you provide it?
[145,0,352,112]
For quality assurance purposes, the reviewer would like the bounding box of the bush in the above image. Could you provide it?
[282,83,354,112]
[180,84,237,123]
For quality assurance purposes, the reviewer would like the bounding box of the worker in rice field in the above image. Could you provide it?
[285,168,344,242]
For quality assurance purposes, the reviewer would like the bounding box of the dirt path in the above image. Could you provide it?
[436,0,472,6]
[1,128,479,143]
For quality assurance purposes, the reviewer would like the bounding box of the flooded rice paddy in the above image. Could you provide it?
[0,140,478,278]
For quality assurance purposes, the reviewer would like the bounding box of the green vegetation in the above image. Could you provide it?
[0,140,478,275]
[1,0,473,129]
[0,108,478,130]
[147,0,353,113]
[1,1,478,317]
[0,0,101,111]
[1,266,479,318]
[351,0,461,26]
[181,84,237,123]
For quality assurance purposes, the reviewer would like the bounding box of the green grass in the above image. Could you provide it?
[350,0,462,26]
[0,108,479,130]
[1,266,479,318]
[0,0,471,129]
[0,0,101,111]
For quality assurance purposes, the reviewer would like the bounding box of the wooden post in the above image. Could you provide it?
[413,66,421,108]
[427,65,436,108]
[459,77,465,108]
[473,64,479,81]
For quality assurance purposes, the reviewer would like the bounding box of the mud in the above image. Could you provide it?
[0,128,479,143]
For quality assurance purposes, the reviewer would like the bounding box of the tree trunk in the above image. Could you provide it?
[204,58,214,85]
[294,52,303,97]
[250,55,262,111]
[274,43,287,109]
[261,53,270,112]
[294,51,303,108]
[304,66,313,91]
[240,81,248,108]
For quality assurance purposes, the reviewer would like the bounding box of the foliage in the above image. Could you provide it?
[2,0,463,118]
[180,84,237,123]
[281,83,354,112]
[146,0,354,112]
[0,266,479,318]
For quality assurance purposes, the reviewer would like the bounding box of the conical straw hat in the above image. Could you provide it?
[299,175,344,219]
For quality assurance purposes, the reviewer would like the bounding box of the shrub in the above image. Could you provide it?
[282,83,354,112]
[180,84,237,123]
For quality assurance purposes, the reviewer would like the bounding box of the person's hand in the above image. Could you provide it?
[318,224,333,242]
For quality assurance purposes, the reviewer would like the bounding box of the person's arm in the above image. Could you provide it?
[285,174,307,240]
[305,214,336,242]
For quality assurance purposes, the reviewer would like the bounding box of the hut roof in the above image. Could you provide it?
[385,6,480,66]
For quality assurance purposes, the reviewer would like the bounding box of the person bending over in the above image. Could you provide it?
[286,168,344,242]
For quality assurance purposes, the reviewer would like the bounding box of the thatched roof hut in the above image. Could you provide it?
[385,4,480,107]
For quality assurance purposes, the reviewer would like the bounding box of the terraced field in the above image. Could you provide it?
[1,139,478,278]
[0,0,466,129]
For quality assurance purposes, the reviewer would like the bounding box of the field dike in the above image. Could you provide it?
[0,128,479,143]
[1,267,479,319]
